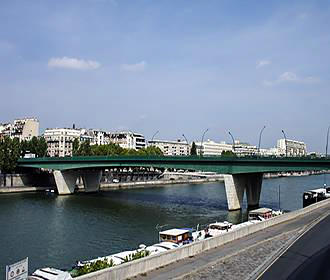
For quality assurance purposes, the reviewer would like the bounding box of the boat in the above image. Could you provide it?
[146,242,179,255]
[248,207,274,221]
[29,267,72,280]
[303,187,330,207]
[205,221,233,237]
[158,228,191,245]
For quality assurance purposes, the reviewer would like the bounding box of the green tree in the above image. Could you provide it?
[72,138,80,156]
[36,137,48,157]
[190,142,197,155]
[221,150,236,157]
[0,137,21,173]
[78,141,92,156]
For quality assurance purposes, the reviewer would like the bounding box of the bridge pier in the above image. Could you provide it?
[82,170,102,193]
[53,170,78,195]
[224,173,263,211]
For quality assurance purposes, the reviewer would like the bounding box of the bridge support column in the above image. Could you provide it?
[224,174,246,211]
[82,170,102,193]
[224,173,263,211]
[246,173,263,209]
[53,170,78,195]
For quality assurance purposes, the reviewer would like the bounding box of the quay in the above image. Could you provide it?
[74,198,330,280]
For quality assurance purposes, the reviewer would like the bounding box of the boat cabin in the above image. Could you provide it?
[303,187,330,207]
[248,208,273,221]
[208,221,232,231]
[159,228,190,244]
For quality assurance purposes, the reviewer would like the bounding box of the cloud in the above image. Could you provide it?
[263,71,320,86]
[48,57,101,70]
[120,61,146,72]
[256,60,271,69]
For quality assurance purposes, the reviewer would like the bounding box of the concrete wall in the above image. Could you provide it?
[0,173,55,192]
[76,198,330,280]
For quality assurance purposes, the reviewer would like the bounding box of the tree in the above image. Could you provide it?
[221,150,236,157]
[36,137,48,157]
[72,138,80,156]
[190,142,197,155]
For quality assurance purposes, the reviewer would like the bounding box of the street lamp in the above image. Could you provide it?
[200,128,209,157]
[182,134,189,144]
[228,131,235,152]
[281,130,287,157]
[258,126,266,156]
[326,126,330,158]
[151,130,159,142]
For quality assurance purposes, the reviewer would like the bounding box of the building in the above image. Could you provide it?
[0,118,39,141]
[110,131,146,150]
[233,140,258,156]
[195,140,232,156]
[44,128,81,157]
[277,139,307,157]
[148,139,190,156]
[80,129,111,146]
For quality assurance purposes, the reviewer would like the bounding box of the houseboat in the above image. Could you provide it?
[159,228,191,245]
[205,221,233,237]
[303,187,330,207]
[248,207,273,221]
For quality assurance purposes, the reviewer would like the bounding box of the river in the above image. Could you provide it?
[0,174,329,276]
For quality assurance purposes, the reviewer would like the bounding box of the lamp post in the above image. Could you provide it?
[228,131,235,152]
[326,126,330,158]
[324,126,330,188]
[151,130,159,142]
[182,134,189,144]
[258,126,266,156]
[200,129,209,157]
[281,130,288,157]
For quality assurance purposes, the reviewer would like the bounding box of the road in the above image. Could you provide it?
[260,213,330,280]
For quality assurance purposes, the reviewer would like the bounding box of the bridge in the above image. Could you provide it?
[18,156,330,211]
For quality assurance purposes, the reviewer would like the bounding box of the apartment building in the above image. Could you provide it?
[195,140,232,156]
[277,138,307,157]
[148,139,190,156]
[110,131,146,150]
[44,128,81,157]
[0,118,39,141]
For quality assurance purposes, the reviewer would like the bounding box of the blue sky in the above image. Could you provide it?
[1,0,329,152]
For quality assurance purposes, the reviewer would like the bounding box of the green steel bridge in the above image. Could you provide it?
[17,156,330,210]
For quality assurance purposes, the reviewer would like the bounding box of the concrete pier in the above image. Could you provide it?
[224,173,263,210]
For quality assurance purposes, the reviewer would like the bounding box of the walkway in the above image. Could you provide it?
[134,201,330,280]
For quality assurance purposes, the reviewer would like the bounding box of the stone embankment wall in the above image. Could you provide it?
[76,198,330,280]
[0,173,54,193]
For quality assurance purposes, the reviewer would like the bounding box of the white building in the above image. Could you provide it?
[195,140,232,156]
[233,140,258,156]
[80,129,111,146]
[44,128,81,157]
[110,131,146,150]
[0,118,39,141]
[148,139,190,156]
[277,139,307,157]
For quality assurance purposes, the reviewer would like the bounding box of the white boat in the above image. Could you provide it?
[146,242,179,255]
[76,249,137,267]
[205,221,233,237]
[29,268,72,280]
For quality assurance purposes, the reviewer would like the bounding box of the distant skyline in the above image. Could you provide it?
[1,0,329,152]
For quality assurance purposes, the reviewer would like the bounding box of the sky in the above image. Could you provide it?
[0,0,329,152]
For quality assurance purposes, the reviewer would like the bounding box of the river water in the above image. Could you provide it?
[0,174,329,276]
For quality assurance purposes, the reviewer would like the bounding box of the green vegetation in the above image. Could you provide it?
[71,250,150,277]
[221,150,236,157]
[0,136,48,173]
[190,142,197,155]
[124,249,150,262]
[73,142,163,157]
[72,259,114,277]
